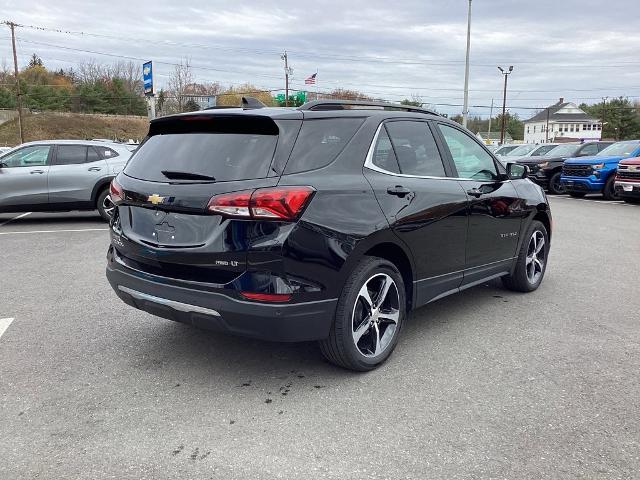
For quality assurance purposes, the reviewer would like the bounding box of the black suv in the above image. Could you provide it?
[516,141,613,194]
[106,99,552,371]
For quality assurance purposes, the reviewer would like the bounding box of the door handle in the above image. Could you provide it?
[466,187,483,198]
[30,169,45,174]
[386,185,412,197]
[88,166,102,172]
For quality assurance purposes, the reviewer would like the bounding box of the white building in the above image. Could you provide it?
[523,98,602,144]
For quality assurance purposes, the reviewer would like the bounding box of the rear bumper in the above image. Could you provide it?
[106,249,337,342]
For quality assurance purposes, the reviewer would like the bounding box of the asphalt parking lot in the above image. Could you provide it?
[1,196,639,479]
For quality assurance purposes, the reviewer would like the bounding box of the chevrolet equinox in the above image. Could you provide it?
[106,98,552,371]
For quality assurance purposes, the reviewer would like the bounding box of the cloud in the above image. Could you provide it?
[2,0,639,117]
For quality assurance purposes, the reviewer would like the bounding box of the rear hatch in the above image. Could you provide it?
[111,112,301,285]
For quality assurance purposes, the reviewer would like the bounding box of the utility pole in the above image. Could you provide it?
[498,66,513,145]
[281,51,289,107]
[545,107,550,143]
[6,21,24,143]
[462,0,472,128]
[602,96,608,139]
[487,98,494,139]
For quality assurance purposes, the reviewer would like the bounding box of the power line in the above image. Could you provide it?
[13,37,640,96]
[10,21,640,69]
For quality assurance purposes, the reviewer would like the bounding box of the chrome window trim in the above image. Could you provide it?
[363,121,506,182]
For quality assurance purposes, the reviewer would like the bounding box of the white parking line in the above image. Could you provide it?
[0,212,31,227]
[0,228,108,236]
[0,317,14,339]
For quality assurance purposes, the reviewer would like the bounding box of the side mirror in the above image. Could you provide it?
[507,163,528,179]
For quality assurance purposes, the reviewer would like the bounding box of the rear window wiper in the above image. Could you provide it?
[161,170,216,181]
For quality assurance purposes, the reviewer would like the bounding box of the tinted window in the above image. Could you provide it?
[385,121,445,176]
[125,133,277,182]
[96,146,119,158]
[87,147,101,162]
[438,124,497,180]
[579,143,598,156]
[0,145,50,167]
[285,118,364,174]
[56,145,87,165]
[371,127,400,173]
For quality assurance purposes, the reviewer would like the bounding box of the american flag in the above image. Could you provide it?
[305,73,317,85]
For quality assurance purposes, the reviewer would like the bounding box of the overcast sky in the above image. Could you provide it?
[1,0,639,118]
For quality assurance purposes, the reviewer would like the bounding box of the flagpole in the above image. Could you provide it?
[315,68,319,100]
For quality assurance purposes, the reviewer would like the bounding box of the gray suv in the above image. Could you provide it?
[0,140,131,221]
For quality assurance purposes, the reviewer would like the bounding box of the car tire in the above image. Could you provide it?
[96,187,115,222]
[603,175,620,201]
[569,192,586,198]
[547,171,565,195]
[502,220,549,293]
[319,256,406,371]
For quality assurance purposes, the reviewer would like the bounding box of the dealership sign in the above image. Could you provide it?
[143,61,153,96]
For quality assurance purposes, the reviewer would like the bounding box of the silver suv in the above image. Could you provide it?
[0,140,132,221]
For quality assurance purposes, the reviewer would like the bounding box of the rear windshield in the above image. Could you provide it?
[124,115,278,182]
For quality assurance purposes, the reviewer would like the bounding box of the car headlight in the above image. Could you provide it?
[537,161,549,168]
[592,163,605,169]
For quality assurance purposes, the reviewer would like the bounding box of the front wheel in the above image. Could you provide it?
[319,257,406,371]
[96,188,115,222]
[502,220,549,293]
[603,175,620,201]
[547,172,566,195]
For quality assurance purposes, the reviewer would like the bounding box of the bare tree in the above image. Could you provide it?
[77,59,108,84]
[168,58,193,112]
[108,61,143,95]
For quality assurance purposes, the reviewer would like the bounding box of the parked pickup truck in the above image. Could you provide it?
[560,140,640,200]
[615,156,640,204]
[517,141,612,194]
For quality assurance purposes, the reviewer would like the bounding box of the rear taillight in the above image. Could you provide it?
[110,178,124,204]
[207,186,315,221]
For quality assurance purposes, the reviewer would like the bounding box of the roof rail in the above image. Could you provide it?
[298,99,440,116]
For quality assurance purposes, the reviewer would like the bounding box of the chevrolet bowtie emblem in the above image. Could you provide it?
[148,194,165,205]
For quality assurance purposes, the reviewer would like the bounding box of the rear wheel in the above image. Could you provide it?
[569,192,586,198]
[96,187,115,222]
[319,257,406,371]
[603,175,620,201]
[502,220,548,293]
[547,171,565,195]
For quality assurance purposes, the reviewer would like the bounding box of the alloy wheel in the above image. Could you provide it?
[525,230,546,284]
[102,194,115,219]
[351,273,400,357]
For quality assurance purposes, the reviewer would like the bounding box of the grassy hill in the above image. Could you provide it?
[0,112,149,146]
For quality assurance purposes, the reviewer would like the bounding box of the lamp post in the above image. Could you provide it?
[498,66,513,145]
[462,0,472,128]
